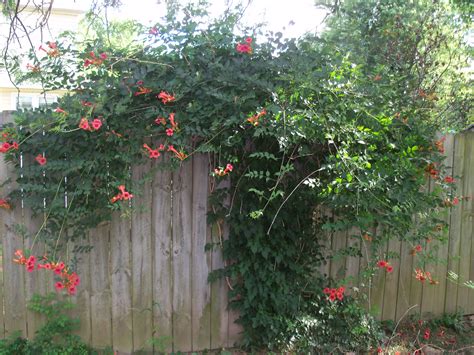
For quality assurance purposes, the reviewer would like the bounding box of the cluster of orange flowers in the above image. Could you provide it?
[0,198,11,209]
[247,109,266,126]
[236,37,253,54]
[134,86,152,96]
[84,51,107,67]
[167,145,187,161]
[35,154,47,166]
[415,268,438,284]
[155,112,179,137]
[323,286,345,302]
[39,41,60,57]
[13,250,80,295]
[377,260,394,273]
[157,91,176,104]
[143,143,165,159]
[410,244,423,256]
[443,197,460,207]
[26,63,40,72]
[110,185,134,203]
[214,163,234,177]
[434,136,446,154]
[0,141,19,153]
[0,131,19,153]
[79,117,103,131]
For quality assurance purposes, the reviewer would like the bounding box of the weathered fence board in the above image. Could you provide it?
[0,114,9,339]
[428,134,454,316]
[0,112,27,338]
[466,137,474,313]
[458,134,473,312]
[172,159,193,352]
[381,238,401,321]
[191,153,212,350]
[445,134,465,314]
[73,238,92,345]
[131,164,153,352]
[420,177,436,315]
[110,212,133,353]
[151,164,173,353]
[345,228,361,287]
[330,227,347,281]
[395,240,414,320]
[371,226,386,320]
[89,223,112,349]
[210,178,230,349]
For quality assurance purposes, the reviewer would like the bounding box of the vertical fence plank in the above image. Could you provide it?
[191,154,211,350]
[210,178,230,349]
[0,112,11,338]
[1,111,27,338]
[152,166,173,353]
[445,134,465,314]
[172,160,193,352]
[457,132,473,313]
[371,227,387,320]
[408,254,423,317]
[358,228,373,312]
[466,133,474,315]
[226,219,242,348]
[131,164,153,352]
[329,227,347,281]
[381,238,401,321]
[89,223,112,349]
[72,238,92,345]
[23,209,48,339]
[110,212,133,353]
[395,241,414,321]
[209,223,226,349]
[345,228,361,290]
[421,174,438,316]
[429,134,454,316]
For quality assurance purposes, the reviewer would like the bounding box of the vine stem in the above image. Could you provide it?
[259,104,289,214]
[18,122,56,146]
[52,162,95,260]
[109,56,173,70]
[386,304,419,347]
[30,177,64,251]
[267,167,324,235]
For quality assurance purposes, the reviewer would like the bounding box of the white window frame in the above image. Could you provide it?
[11,93,58,110]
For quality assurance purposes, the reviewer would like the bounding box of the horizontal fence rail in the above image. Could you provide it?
[1,110,473,352]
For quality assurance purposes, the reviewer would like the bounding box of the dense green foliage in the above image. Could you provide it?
[1,0,471,352]
[320,0,472,130]
[0,294,94,354]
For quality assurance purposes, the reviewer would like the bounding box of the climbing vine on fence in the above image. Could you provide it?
[0,0,471,352]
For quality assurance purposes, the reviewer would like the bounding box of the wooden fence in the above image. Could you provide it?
[0,108,473,353]
[0,111,240,353]
[319,131,474,321]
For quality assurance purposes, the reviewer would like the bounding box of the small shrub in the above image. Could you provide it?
[0,293,94,355]
[290,296,385,353]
